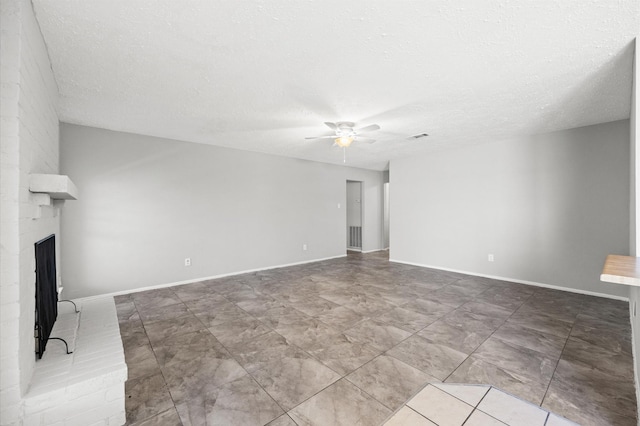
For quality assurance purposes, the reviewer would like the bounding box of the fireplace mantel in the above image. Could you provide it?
[29,174,78,200]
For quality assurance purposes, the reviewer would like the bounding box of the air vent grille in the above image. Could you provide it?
[408,133,429,139]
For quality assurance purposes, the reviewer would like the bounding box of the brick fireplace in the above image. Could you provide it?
[0,1,127,424]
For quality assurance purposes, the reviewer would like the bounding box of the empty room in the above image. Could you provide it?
[1,1,639,425]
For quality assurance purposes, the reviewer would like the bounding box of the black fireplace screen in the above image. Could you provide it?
[35,234,57,359]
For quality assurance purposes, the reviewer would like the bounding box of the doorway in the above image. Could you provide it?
[346,180,363,251]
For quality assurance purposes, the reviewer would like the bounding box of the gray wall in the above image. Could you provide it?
[390,119,630,298]
[383,183,390,248]
[629,39,640,420]
[60,124,384,298]
[346,181,362,227]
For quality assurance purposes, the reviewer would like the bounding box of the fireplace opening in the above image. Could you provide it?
[34,234,57,359]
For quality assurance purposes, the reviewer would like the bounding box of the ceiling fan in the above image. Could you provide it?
[306,121,381,148]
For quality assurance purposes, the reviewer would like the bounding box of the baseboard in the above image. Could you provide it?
[73,254,347,304]
[389,258,629,302]
[347,248,386,253]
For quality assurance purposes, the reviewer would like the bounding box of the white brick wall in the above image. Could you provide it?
[1,0,28,422]
[22,298,127,426]
[1,0,62,424]
[16,0,61,409]
[1,3,126,424]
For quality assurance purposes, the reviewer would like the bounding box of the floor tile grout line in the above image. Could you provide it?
[175,278,363,418]
[285,376,383,421]
[435,383,492,417]
[428,384,480,426]
[403,405,435,426]
[460,407,475,426]
[172,286,293,420]
[139,285,287,422]
[377,383,435,425]
[188,277,310,420]
[440,287,575,393]
[390,383,510,426]
[123,299,179,425]
[440,296,522,384]
[473,386,552,425]
[340,355,419,413]
[141,297,201,418]
[539,313,576,408]
[223,302,353,380]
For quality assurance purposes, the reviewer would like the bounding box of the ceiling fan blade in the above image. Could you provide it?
[305,135,337,140]
[358,137,376,144]
[356,124,380,133]
[324,122,338,130]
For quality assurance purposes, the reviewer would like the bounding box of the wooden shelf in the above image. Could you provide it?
[600,254,640,287]
[29,174,78,200]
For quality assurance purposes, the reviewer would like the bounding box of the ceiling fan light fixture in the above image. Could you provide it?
[335,136,354,148]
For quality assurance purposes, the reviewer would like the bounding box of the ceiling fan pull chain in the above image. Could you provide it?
[343,147,346,163]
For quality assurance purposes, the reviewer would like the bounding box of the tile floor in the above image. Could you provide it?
[385,383,578,426]
[115,252,636,426]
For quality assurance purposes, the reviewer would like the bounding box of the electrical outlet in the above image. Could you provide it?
[488,254,494,262]
[303,244,307,251]
[184,258,191,267]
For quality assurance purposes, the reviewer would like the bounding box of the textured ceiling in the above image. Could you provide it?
[33,0,638,170]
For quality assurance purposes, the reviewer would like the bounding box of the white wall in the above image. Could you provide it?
[60,124,384,299]
[390,120,630,298]
[0,0,60,423]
